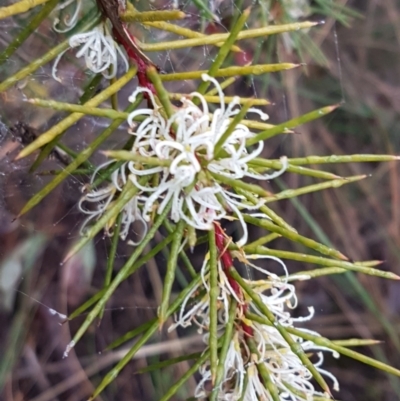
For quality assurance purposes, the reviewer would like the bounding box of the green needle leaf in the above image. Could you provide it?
[99,213,123,320]
[121,9,186,22]
[211,299,237,401]
[208,227,219,383]
[160,63,299,81]
[159,220,186,325]
[246,312,400,378]
[106,319,156,351]
[159,351,210,401]
[264,175,367,203]
[196,7,250,96]
[246,105,339,146]
[249,159,342,180]
[279,154,400,165]
[17,97,142,217]
[135,352,203,374]
[0,0,52,19]
[241,245,400,280]
[146,66,176,119]
[68,201,172,354]
[242,214,348,260]
[0,8,101,92]
[0,0,58,64]
[103,150,171,167]
[16,67,137,159]
[141,21,320,51]
[89,274,202,400]
[26,98,128,119]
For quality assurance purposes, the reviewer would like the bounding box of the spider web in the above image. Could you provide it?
[0,0,348,315]
[0,1,350,400]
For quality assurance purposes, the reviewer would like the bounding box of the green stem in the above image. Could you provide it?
[159,220,186,324]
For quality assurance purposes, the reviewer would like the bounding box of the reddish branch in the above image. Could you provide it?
[214,223,253,337]
[95,0,156,93]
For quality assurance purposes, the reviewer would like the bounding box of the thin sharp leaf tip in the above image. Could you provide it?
[14,152,23,161]
[62,252,73,263]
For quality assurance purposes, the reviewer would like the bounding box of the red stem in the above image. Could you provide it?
[112,27,155,93]
[214,223,253,336]
[96,0,156,95]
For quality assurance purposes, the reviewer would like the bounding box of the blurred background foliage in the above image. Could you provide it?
[0,0,400,400]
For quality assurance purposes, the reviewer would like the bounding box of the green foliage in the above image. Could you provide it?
[0,1,399,400]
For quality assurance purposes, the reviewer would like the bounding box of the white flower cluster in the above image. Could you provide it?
[80,74,287,244]
[172,254,339,400]
[52,21,128,82]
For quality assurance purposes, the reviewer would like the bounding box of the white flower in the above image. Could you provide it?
[53,0,82,33]
[52,22,129,82]
[222,333,246,396]
[195,335,246,401]
[123,75,288,245]
[229,315,340,401]
[169,257,243,333]
[244,363,274,401]
[169,250,339,400]
[78,161,147,243]
[241,259,339,399]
